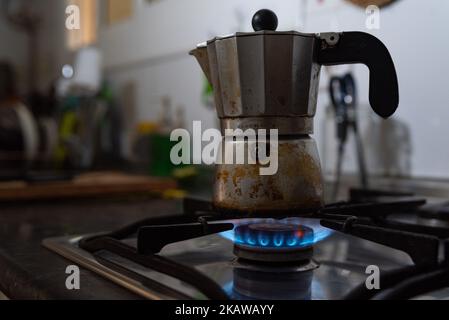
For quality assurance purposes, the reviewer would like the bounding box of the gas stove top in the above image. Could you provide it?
[43,190,449,300]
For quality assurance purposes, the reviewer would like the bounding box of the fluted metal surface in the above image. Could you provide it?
[207,33,321,119]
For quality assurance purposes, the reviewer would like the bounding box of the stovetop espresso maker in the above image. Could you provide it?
[190,9,399,214]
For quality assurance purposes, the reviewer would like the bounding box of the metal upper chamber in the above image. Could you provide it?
[190,9,399,135]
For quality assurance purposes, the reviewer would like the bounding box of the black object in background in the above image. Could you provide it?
[329,73,368,201]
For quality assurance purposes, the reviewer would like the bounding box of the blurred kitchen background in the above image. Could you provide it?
[0,0,448,201]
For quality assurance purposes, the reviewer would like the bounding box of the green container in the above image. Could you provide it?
[149,133,179,177]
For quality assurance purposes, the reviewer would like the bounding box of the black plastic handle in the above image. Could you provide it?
[317,32,399,118]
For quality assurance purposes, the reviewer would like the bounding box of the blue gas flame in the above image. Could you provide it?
[219,218,332,248]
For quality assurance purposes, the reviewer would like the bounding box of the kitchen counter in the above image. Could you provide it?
[1,174,449,299]
[0,197,181,299]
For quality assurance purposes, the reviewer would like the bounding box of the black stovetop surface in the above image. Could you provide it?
[61,190,449,300]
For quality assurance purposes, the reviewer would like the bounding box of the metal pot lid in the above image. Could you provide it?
[201,9,315,46]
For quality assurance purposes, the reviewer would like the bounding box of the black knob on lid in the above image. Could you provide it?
[252,9,278,31]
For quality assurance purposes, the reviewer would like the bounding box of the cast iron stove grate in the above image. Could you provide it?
[78,189,449,300]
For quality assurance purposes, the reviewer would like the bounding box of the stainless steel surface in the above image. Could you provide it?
[192,32,321,124]
[42,236,176,300]
[219,117,314,135]
[233,245,314,263]
[232,260,317,300]
[318,32,341,46]
[43,216,422,300]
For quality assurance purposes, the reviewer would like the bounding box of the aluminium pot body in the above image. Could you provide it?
[213,135,324,213]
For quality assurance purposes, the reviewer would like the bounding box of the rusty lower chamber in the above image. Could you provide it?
[213,131,324,214]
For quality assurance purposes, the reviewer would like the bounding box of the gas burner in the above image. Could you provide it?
[233,223,314,263]
[231,256,319,299]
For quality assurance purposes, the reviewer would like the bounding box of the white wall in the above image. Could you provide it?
[33,0,74,92]
[304,0,449,179]
[0,13,28,94]
[99,0,306,133]
[0,1,71,94]
[97,0,449,179]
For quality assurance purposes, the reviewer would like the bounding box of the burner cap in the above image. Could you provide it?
[233,223,314,263]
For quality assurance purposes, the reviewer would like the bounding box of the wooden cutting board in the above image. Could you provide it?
[0,171,177,202]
